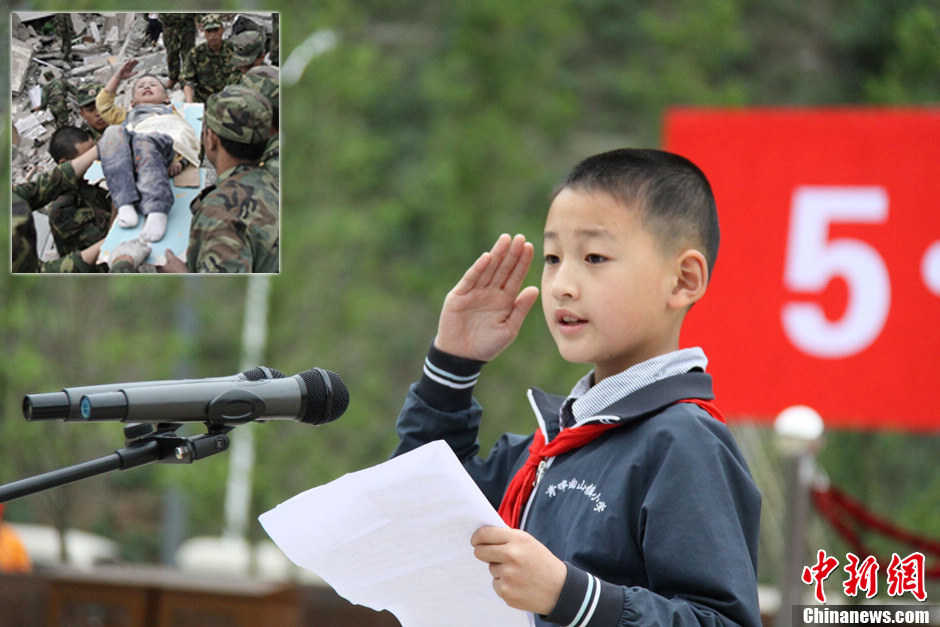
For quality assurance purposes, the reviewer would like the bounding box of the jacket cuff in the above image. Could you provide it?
[543,563,624,626]
[413,342,484,413]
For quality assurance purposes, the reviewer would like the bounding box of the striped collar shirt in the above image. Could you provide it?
[563,347,708,428]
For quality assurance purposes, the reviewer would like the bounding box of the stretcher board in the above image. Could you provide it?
[94,102,205,268]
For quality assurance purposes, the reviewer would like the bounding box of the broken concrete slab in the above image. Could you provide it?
[14,110,53,142]
[70,12,86,35]
[15,12,58,23]
[11,38,34,94]
[118,14,151,59]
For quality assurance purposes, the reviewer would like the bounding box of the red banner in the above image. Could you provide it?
[665,108,940,432]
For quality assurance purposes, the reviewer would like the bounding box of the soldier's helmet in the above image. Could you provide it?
[204,85,272,145]
[241,71,278,120]
[200,13,224,30]
[75,83,103,107]
[230,30,265,67]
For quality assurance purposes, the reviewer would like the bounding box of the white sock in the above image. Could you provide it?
[116,204,139,228]
[140,212,168,242]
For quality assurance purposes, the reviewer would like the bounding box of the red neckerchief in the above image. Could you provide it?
[497,398,724,528]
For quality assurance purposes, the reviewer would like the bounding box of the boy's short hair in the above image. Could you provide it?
[556,148,720,278]
[49,126,92,163]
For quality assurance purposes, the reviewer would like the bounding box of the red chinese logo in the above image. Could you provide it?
[843,553,879,598]
[802,550,840,603]
[802,551,927,603]
[886,552,927,602]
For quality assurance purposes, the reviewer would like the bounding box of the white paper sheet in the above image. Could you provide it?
[259,440,530,627]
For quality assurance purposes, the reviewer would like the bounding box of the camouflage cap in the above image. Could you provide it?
[241,73,278,117]
[230,30,264,67]
[200,13,223,30]
[204,85,272,144]
[245,65,278,80]
[75,82,103,107]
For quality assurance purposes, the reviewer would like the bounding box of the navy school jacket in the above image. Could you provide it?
[394,371,762,626]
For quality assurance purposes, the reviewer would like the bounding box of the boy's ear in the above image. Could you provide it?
[669,249,708,309]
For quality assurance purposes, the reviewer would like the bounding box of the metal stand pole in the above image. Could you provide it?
[0,423,231,503]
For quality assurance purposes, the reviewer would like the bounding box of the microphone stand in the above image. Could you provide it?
[0,422,233,503]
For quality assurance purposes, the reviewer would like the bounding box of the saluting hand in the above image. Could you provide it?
[434,234,540,362]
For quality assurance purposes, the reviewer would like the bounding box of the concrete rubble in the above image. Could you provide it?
[10,11,274,187]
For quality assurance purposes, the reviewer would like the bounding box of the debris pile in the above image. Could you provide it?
[10,12,274,186]
[11,12,168,185]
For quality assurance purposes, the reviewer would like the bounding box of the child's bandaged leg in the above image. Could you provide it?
[140,212,168,242]
[117,204,139,228]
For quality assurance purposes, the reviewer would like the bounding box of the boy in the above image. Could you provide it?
[394,149,762,625]
[96,59,199,242]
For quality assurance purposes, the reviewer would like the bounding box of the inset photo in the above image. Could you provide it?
[10,12,280,274]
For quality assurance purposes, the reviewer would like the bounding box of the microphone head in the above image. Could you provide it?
[297,369,349,425]
[241,366,286,381]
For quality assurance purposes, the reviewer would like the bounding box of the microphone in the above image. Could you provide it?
[77,368,348,426]
[23,366,286,422]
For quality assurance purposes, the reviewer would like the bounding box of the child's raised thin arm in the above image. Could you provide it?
[104,59,139,94]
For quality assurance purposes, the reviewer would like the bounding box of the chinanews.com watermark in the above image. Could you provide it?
[794,550,936,625]
[794,605,938,626]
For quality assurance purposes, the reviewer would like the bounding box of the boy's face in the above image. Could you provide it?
[131,76,168,106]
[541,188,681,382]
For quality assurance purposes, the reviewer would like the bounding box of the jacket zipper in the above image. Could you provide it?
[520,458,552,530]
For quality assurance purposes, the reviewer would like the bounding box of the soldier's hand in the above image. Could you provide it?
[108,237,151,270]
[168,161,183,177]
[158,249,188,273]
[81,239,105,266]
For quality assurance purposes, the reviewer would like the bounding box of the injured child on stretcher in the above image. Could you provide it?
[95,59,200,243]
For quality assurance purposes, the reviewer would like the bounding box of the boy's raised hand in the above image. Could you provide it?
[105,59,140,95]
[435,234,540,362]
[116,59,140,83]
[471,526,566,615]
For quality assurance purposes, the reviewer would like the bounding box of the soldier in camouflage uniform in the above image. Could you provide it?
[240,68,279,181]
[180,14,240,103]
[12,147,107,273]
[160,13,197,88]
[229,30,270,74]
[45,127,113,256]
[54,13,73,61]
[74,83,108,139]
[36,72,74,128]
[145,86,278,274]
[270,12,279,66]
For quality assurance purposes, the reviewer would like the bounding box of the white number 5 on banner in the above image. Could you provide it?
[782,186,890,359]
